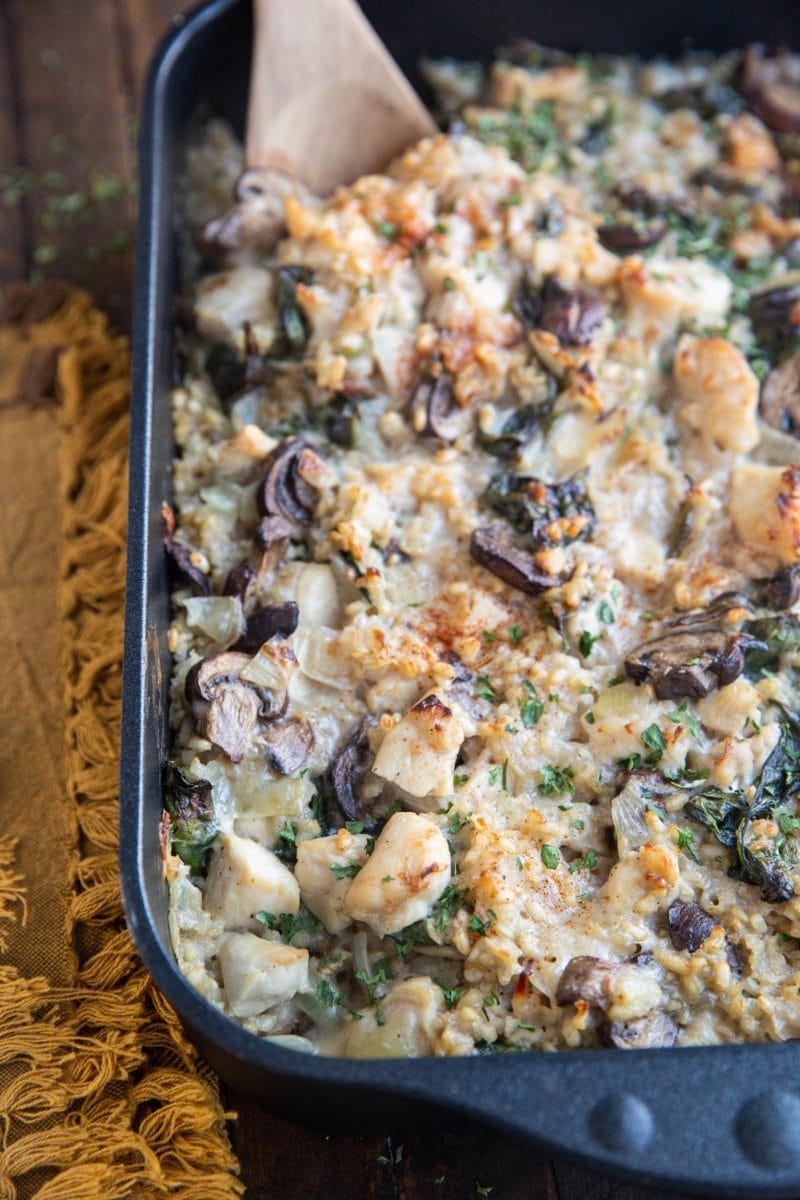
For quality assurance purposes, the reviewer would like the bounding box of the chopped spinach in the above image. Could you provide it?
[163,762,217,874]
[482,470,595,550]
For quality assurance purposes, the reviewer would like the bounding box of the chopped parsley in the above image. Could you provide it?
[476,675,501,704]
[519,680,544,728]
[541,844,560,869]
[372,214,399,239]
[617,752,642,771]
[330,861,361,880]
[438,983,462,1009]
[254,908,317,943]
[539,764,575,796]
[344,820,364,834]
[569,849,598,873]
[585,710,596,725]
[641,723,666,765]
[469,912,492,935]
[579,630,602,657]
[667,702,700,740]
[453,773,469,789]
[508,623,524,644]
[677,827,700,863]
[482,629,497,643]
[597,599,615,625]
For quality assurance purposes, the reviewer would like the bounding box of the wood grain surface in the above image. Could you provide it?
[0,3,694,1197]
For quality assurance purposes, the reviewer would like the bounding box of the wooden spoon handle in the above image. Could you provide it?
[246,0,436,195]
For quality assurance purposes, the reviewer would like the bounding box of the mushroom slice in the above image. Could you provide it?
[185,651,262,762]
[223,561,257,604]
[239,638,297,720]
[751,565,800,611]
[165,538,211,596]
[761,353,800,437]
[602,1010,678,1049]
[624,628,760,700]
[737,47,800,135]
[264,718,314,777]
[256,438,326,537]
[598,220,666,254]
[667,900,719,953]
[539,279,605,346]
[331,718,374,824]
[748,275,800,357]
[408,373,466,442]
[470,525,564,595]
[555,956,616,1009]
[236,601,300,654]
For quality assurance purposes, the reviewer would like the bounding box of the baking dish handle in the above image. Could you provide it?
[416,1044,800,1197]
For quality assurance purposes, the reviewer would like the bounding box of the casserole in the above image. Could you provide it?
[121,0,800,1191]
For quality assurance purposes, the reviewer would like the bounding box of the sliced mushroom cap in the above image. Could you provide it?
[185,651,262,762]
[185,652,253,704]
[264,718,315,776]
[539,280,605,346]
[601,1010,678,1049]
[748,275,800,356]
[165,539,211,596]
[185,646,293,761]
[256,439,325,537]
[223,561,257,602]
[469,524,565,595]
[667,900,719,953]
[624,628,760,700]
[555,956,615,1008]
[236,601,300,654]
[737,47,800,135]
[761,353,800,437]
[409,373,465,442]
[330,717,374,825]
[751,565,800,611]
[598,220,666,254]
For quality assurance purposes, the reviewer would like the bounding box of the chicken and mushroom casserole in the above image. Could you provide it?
[163,44,800,1057]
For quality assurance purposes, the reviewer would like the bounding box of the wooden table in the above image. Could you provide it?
[0,3,692,1196]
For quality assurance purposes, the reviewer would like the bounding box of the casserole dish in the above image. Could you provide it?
[121,0,800,1192]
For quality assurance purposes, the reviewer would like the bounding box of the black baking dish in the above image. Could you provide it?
[121,2,800,1193]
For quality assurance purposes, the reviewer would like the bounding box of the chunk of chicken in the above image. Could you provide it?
[203,833,300,931]
[195,266,274,349]
[342,977,444,1058]
[618,257,731,338]
[344,812,451,936]
[729,463,800,568]
[372,693,465,803]
[674,334,760,453]
[294,829,371,934]
[218,932,309,1017]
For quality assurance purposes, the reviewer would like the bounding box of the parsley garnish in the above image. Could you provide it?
[541,844,560,869]
[597,600,615,625]
[519,680,544,728]
[344,820,364,834]
[330,861,361,880]
[641,723,666,765]
[508,624,524,644]
[438,983,462,1009]
[476,675,501,704]
[579,630,602,657]
[667,702,700,739]
[469,912,492,935]
[539,765,575,796]
[677,827,700,863]
[569,849,598,873]
[453,774,469,789]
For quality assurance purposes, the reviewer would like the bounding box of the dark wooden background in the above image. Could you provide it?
[0,1,695,1196]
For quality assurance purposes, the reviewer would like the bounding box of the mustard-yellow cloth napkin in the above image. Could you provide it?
[0,284,243,1200]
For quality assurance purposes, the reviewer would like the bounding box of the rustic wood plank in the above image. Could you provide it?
[229,1094,565,1200]
[117,0,193,116]
[0,2,29,283]
[9,0,137,327]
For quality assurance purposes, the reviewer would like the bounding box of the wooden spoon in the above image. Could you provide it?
[206,0,437,250]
